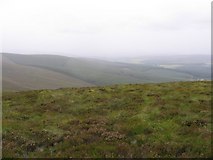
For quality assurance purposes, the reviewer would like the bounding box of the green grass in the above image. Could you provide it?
[2,81,212,158]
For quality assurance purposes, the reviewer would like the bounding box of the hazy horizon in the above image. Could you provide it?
[1,52,211,59]
[1,0,211,58]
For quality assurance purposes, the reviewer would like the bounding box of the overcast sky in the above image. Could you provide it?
[1,0,211,58]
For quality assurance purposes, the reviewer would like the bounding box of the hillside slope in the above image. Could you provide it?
[2,81,211,158]
[2,55,94,91]
[2,53,195,91]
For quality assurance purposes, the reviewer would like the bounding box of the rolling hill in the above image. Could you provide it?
[109,54,211,80]
[2,53,199,91]
[2,55,93,91]
[2,81,212,158]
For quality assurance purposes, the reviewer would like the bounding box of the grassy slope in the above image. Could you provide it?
[2,53,194,88]
[2,81,212,158]
[2,56,94,91]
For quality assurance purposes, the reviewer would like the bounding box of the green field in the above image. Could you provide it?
[2,81,212,158]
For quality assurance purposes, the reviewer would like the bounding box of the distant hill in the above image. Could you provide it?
[2,81,211,158]
[1,53,203,91]
[2,54,93,91]
[108,54,211,80]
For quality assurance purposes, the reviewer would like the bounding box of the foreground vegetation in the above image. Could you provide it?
[2,81,212,158]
